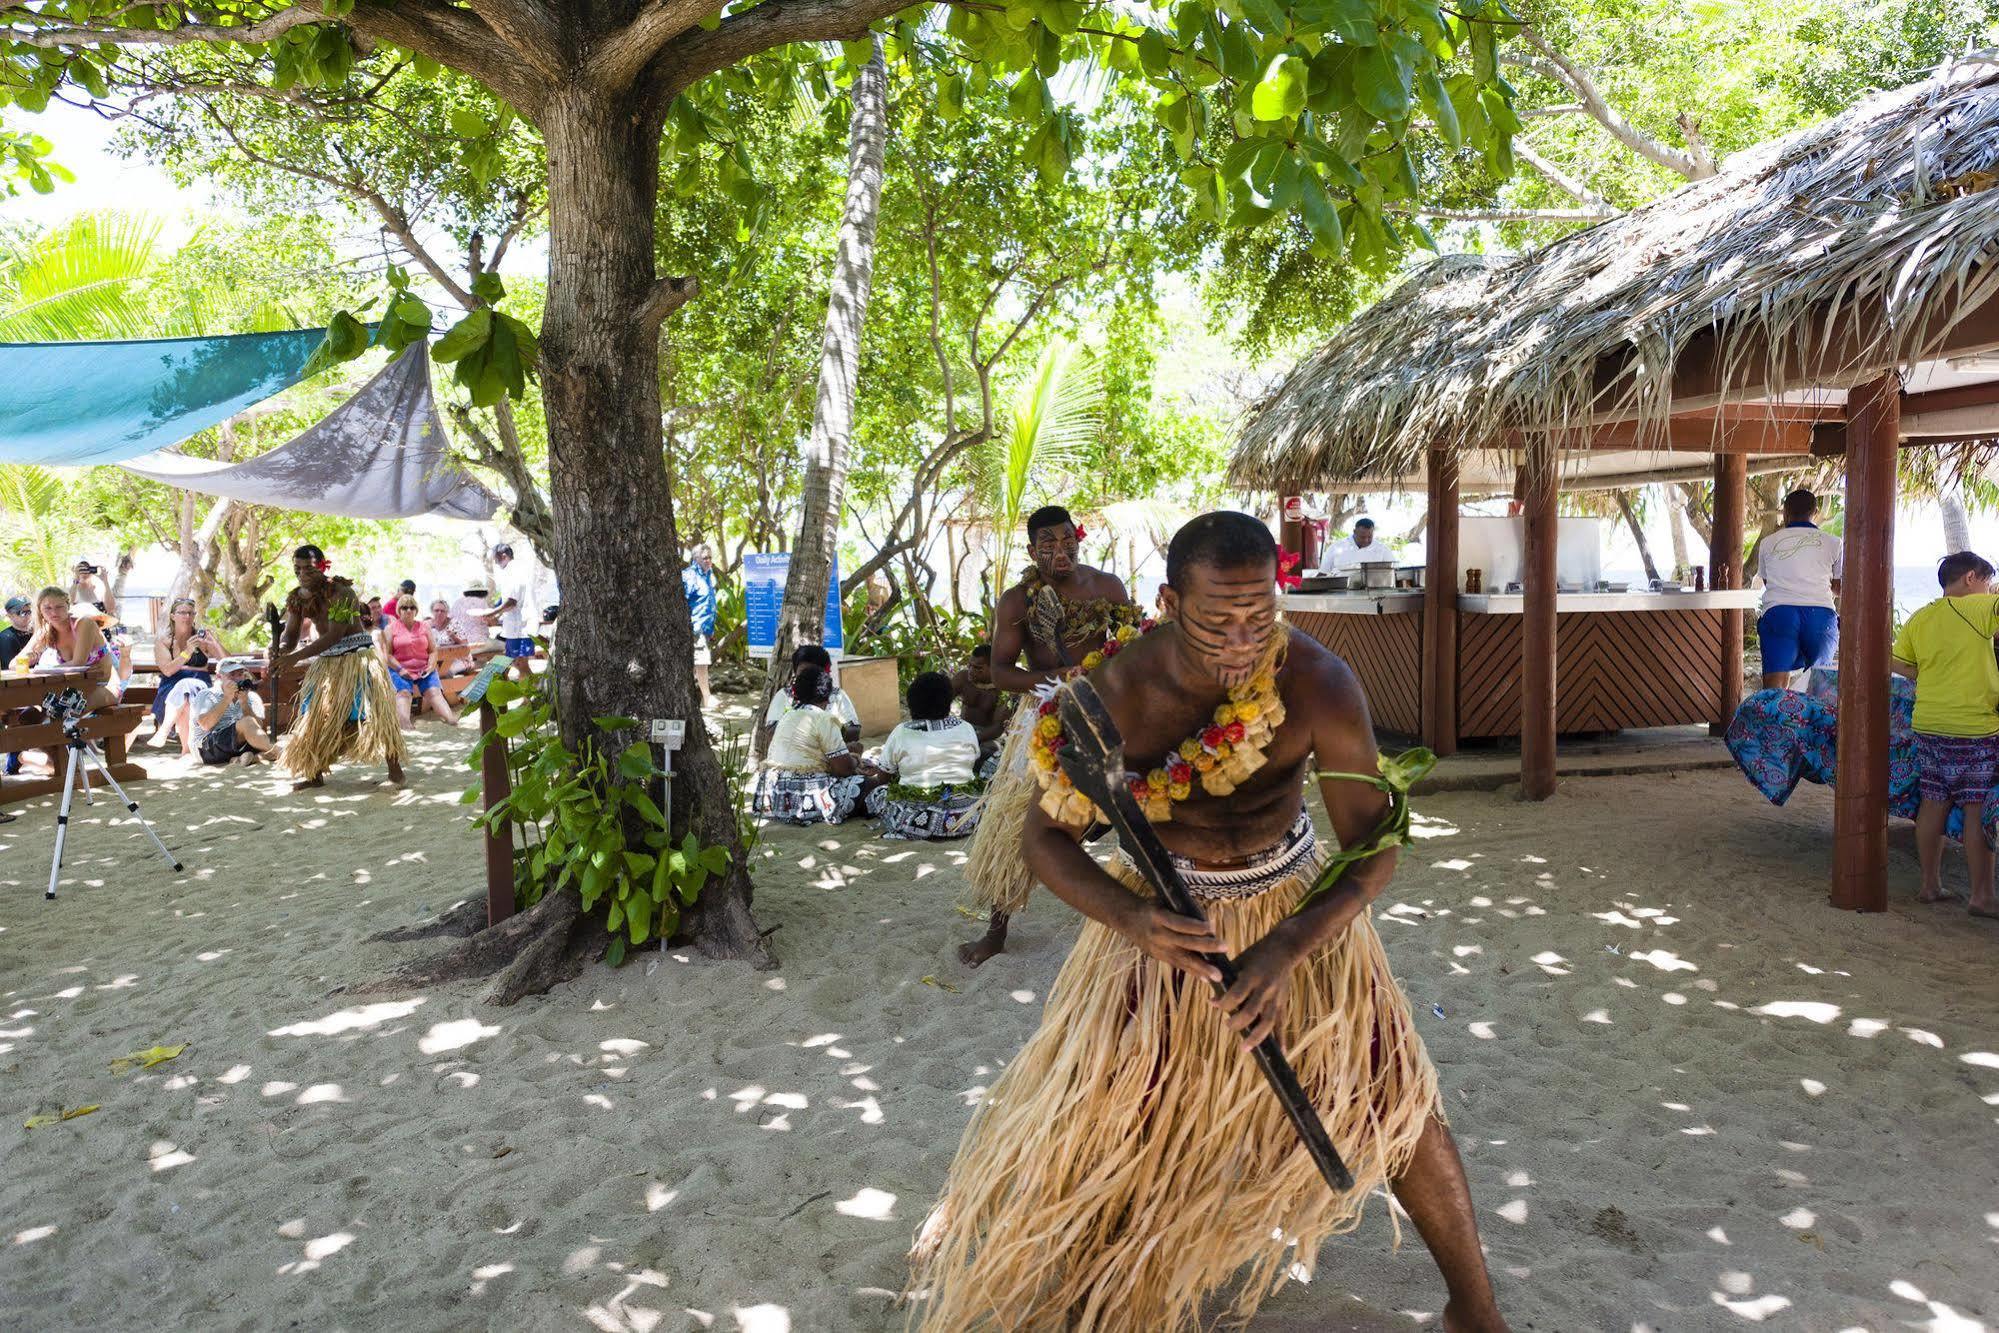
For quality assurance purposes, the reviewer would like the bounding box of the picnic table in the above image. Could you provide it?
[0,666,156,807]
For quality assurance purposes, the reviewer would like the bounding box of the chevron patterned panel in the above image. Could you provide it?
[1458,610,1726,738]
[1289,612,1424,735]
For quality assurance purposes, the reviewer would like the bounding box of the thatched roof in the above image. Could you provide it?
[1233,53,1999,491]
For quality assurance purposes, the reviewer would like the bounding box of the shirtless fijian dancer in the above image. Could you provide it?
[914,512,1506,1331]
[957,505,1133,966]
[273,544,407,791]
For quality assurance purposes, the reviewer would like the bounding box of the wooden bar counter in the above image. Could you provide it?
[1283,588,1759,743]
[1282,592,1424,735]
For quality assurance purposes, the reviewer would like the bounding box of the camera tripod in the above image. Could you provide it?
[45,717,182,901]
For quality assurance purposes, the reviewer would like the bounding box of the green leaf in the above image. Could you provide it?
[606,936,628,967]
[592,715,639,732]
[1296,0,1377,44]
[432,307,492,363]
[618,742,657,782]
[1251,53,1307,122]
[1418,70,1460,147]
[1354,42,1411,121]
[1137,29,1170,75]
[449,106,490,138]
[1300,174,1346,257]
[471,271,507,305]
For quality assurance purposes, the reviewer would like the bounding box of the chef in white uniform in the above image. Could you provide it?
[1316,517,1381,574]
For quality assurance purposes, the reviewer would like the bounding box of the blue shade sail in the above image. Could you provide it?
[0,328,329,465]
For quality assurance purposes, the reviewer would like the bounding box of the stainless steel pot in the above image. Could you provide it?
[1358,561,1397,590]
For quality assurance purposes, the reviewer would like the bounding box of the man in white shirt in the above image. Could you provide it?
[1317,517,1381,574]
[479,543,538,681]
[1750,489,1843,690]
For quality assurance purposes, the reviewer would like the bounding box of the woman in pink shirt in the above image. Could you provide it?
[378,595,459,729]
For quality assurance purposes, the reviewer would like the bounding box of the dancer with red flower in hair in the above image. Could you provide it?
[956,505,1135,966]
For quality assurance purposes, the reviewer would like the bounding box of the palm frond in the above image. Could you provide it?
[983,341,1103,595]
[0,211,162,341]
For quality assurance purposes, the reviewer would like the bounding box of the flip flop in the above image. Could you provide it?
[1969,904,1999,921]
[0,809,15,824]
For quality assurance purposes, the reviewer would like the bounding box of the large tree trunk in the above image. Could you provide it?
[1940,493,1973,554]
[753,42,890,757]
[532,89,768,971]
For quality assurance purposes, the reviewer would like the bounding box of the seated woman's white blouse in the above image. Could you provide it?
[766,706,849,770]
[766,687,860,730]
[876,719,980,787]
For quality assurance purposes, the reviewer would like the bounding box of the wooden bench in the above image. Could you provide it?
[0,701,152,806]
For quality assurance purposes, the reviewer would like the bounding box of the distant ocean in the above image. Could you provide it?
[1598,566,1945,616]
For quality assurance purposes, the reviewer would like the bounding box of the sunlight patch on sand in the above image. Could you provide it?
[1753,1001,1840,1023]
[835,1188,897,1220]
[270,999,423,1037]
[419,1018,500,1055]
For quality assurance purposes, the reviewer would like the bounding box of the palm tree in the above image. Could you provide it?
[0,211,162,341]
[979,340,1103,606]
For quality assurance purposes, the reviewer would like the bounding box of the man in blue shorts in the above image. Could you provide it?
[1751,489,1841,690]
[482,542,537,682]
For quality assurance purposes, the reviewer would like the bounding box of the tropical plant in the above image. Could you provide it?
[0,464,93,593]
[468,673,734,970]
[0,211,161,341]
[978,340,1103,604]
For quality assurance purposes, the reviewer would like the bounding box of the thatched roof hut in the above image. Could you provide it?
[1233,53,1999,491]
[1235,54,1999,917]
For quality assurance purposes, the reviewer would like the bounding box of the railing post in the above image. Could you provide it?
[480,701,515,926]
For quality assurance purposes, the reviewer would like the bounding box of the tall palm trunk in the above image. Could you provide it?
[1664,484,1690,576]
[1941,493,1973,554]
[1613,489,1661,582]
[754,40,889,759]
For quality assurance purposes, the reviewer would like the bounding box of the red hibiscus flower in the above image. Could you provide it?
[1103,640,1121,656]
[1129,778,1151,801]
[1224,721,1246,744]
[1039,700,1059,716]
[1166,758,1193,784]
[1075,524,1088,541]
[1276,549,1303,592]
[1200,725,1225,748]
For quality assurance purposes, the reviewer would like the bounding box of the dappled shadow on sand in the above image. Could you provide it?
[0,754,1994,1329]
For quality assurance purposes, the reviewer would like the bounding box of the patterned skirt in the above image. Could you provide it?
[752,769,883,826]
[880,784,984,841]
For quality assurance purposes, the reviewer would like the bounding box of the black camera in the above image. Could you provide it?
[186,649,211,670]
[42,688,89,731]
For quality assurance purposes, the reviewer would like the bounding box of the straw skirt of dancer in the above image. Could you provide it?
[911,821,1441,1332]
[958,698,1040,916]
[280,633,407,779]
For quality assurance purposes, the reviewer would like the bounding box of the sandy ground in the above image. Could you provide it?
[1,720,1996,1333]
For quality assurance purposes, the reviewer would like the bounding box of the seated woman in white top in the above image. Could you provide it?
[764,643,861,745]
[753,666,887,825]
[867,671,985,840]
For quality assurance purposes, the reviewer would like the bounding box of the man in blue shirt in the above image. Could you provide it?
[683,542,718,710]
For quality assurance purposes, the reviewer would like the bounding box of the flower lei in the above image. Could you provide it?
[1029,627,1288,827]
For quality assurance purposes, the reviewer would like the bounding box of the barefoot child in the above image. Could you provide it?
[1891,549,1999,917]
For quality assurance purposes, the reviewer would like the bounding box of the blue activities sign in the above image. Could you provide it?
[743,552,843,658]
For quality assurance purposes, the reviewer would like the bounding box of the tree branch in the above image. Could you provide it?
[1405,204,1620,223]
[641,0,909,104]
[1513,139,1616,212]
[2,6,331,48]
[640,274,701,329]
[596,0,723,91]
[1506,27,1715,180]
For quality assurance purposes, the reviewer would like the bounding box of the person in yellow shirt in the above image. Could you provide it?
[1891,550,1999,918]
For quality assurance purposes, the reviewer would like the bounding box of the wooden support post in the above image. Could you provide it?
[1421,447,1460,756]
[1520,434,1559,799]
[480,701,516,927]
[1833,373,1899,912]
[1710,451,1747,734]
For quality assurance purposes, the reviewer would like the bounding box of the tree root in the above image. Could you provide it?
[368,897,485,944]
[358,887,605,1006]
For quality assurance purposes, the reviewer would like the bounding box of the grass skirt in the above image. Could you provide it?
[960,698,1039,917]
[281,647,406,779]
[910,846,1441,1331]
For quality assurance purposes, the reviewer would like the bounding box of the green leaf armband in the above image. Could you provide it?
[1293,747,1438,913]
